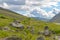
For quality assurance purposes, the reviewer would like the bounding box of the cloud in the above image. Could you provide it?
[21,7,50,18]
[26,0,59,8]
[3,0,25,5]
[0,0,60,19]
[41,2,58,7]
[47,8,60,18]
[2,2,9,8]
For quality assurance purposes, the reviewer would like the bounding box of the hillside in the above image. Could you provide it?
[50,12,60,23]
[0,7,60,40]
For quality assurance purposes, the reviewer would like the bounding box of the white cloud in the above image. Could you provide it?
[21,5,60,19]
[21,7,51,18]
[48,11,55,18]
[48,8,60,18]
[2,2,9,9]
[41,2,58,7]
[1,0,60,19]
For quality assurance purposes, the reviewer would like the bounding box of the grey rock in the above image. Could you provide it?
[10,21,24,30]
[44,29,50,36]
[3,27,10,31]
[44,26,51,36]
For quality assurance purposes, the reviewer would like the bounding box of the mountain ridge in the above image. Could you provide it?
[50,12,60,23]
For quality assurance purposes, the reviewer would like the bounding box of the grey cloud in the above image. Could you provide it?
[0,0,3,4]
[9,5,23,11]
[3,0,25,5]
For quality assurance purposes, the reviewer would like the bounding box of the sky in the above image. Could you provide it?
[0,0,60,19]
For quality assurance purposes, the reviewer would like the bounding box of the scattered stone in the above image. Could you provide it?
[57,36,60,40]
[44,26,51,36]
[44,29,50,36]
[37,36,44,40]
[10,20,24,30]
[3,27,10,31]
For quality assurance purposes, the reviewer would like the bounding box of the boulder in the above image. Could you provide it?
[44,26,51,36]
[11,22,24,30]
[44,29,50,36]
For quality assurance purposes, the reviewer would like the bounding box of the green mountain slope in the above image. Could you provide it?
[0,7,60,40]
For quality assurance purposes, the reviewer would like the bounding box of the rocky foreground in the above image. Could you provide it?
[0,20,59,40]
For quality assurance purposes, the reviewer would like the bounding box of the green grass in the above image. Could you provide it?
[0,8,60,40]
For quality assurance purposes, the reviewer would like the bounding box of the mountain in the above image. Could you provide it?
[32,17,49,21]
[23,9,50,21]
[23,9,60,21]
[0,7,60,40]
[0,7,27,21]
[50,12,60,23]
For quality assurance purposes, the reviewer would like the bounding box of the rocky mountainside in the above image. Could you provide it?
[50,12,60,23]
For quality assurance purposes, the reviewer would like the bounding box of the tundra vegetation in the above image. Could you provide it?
[0,8,60,40]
